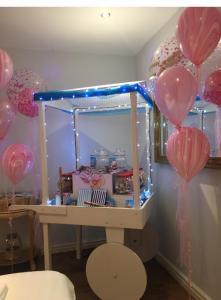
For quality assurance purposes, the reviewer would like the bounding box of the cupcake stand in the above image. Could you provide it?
[11,81,154,300]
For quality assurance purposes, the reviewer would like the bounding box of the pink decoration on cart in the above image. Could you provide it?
[0,49,13,89]
[17,88,39,118]
[176,7,221,66]
[7,69,47,109]
[80,168,105,188]
[0,98,16,140]
[166,127,210,181]
[155,65,197,127]
[2,144,34,184]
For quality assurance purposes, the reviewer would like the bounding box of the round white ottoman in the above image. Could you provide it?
[0,271,76,300]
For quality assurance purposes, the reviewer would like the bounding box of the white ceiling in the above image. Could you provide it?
[0,7,179,56]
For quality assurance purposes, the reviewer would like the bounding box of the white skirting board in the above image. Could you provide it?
[156,253,212,300]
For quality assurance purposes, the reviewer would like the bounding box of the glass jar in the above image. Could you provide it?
[113,148,127,169]
[3,232,22,261]
[96,149,109,169]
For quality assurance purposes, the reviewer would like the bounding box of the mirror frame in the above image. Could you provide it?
[153,104,221,169]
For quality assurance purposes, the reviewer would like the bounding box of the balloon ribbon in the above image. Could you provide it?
[177,177,192,299]
[195,65,202,98]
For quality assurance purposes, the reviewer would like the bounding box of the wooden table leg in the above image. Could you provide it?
[28,211,36,271]
[105,227,124,244]
[43,223,52,270]
[75,225,82,260]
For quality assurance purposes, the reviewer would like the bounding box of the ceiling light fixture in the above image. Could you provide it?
[100,11,111,19]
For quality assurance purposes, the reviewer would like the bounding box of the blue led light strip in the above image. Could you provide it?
[34,83,153,107]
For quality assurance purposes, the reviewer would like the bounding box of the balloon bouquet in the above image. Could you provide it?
[0,49,46,202]
[154,7,221,292]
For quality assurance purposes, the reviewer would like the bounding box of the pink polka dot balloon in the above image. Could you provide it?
[0,49,13,89]
[7,69,47,117]
[150,36,191,77]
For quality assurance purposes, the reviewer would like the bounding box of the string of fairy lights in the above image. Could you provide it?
[71,101,154,198]
[42,89,154,203]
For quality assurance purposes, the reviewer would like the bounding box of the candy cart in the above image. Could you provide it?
[11,81,154,300]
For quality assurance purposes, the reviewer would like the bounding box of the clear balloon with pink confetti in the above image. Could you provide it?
[7,69,47,117]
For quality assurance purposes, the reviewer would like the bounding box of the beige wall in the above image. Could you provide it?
[136,8,221,300]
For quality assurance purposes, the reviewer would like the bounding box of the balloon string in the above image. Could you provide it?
[177,177,192,298]
[195,65,202,98]
[11,184,15,205]
[175,124,182,131]
[1,134,9,207]
[29,116,38,198]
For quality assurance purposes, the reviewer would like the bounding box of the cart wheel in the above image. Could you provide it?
[86,243,147,300]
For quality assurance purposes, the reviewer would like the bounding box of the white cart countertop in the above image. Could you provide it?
[10,193,154,229]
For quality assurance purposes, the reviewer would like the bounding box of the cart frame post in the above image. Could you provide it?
[130,92,140,209]
[39,103,49,204]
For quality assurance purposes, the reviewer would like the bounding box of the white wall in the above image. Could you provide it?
[136,9,221,300]
[0,48,136,247]
[78,110,132,167]
[6,48,136,90]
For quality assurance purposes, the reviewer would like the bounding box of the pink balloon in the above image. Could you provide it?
[176,7,221,66]
[17,88,39,118]
[0,49,13,89]
[155,65,197,126]
[0,98,16,140]
[204,69,221,106]
[166,127,210,181]
[2,144,34,184]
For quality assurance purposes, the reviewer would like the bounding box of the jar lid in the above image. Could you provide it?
[97,149,108,156]
[114,148,125,156]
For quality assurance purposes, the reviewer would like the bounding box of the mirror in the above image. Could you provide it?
[154,101,221,168]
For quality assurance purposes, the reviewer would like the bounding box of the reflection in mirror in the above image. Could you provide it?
[154,101,221,168]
